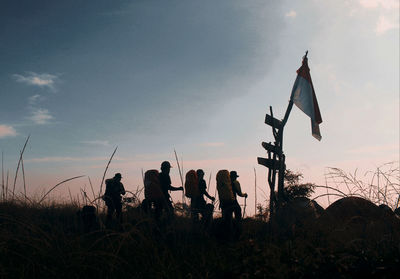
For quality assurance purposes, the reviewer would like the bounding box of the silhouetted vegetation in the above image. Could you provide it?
[0,198,399,279]
[283,169,316,201]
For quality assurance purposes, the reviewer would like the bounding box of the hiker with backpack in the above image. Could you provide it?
[216,170,235,222]
[159,161,183,216]
[230,171,247,221]
[185,169,215,224]
[103,173,126,222]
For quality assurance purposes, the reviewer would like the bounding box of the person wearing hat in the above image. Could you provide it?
[230,171,247,221]
[103,173,126,222]
[157,161,183,217]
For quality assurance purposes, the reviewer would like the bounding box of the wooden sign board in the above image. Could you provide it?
[257,157,284,170]
[265,114,282,129]
[261,142,281,155]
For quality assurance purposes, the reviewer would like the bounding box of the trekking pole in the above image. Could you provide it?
[242,196,247,219]
[174,149,185,204]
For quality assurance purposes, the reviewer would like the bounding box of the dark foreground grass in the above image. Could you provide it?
[0,201,399,279]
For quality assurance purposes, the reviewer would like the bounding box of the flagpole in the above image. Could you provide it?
[276,51,309,203]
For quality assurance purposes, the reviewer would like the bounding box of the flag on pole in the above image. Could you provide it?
[290,52,322,140]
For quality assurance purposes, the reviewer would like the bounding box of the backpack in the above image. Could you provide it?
[216,170,234,202]
[104,178,117,196]
[144,170,163,201]
[184,170,199,198]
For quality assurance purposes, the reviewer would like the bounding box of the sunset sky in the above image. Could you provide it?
[1,0,398,215]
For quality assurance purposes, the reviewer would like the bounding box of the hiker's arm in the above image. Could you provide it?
[169,185,183,191]
[120,183,126,195]
[204,190,215,201]
[234,181,247,198]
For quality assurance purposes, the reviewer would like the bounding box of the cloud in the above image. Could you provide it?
[375,15,399,34]
[26,156,126,163]
[0,125,17,138]
[285,10,297,18]
[28,94,42,105]
[200,142,225,147]
[359,0,399,9]
[356,0,399,34]
[81,140,110,146]
[29,108,53,125]
[13,72,59,91]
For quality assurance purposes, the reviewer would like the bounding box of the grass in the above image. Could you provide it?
[0,198,399,279]
[320,162,400,210]
[1,139,399,278]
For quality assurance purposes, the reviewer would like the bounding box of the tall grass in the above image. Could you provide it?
[0,198,398,279]
[318,162,400,209]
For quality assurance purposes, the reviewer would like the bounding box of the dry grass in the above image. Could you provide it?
[315,162,400,210]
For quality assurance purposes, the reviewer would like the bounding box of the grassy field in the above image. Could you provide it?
[0,199,399,279]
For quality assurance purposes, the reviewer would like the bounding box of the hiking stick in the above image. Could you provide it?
[254,167,257,218]
[213,182,217,206]
[242,196,247,219]
[141,168,145,186]
[174,149,185,203]
[208,172,212,189]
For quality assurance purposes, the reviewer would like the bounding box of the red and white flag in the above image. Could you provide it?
[290,53,322,140]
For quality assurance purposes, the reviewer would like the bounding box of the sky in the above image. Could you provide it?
[1,0,399,215]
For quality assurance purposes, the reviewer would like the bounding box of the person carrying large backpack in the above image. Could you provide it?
[216,170,235,222]
[230,171,247,221]
[103,173,126,222]
[159,161,183,217]
[186,169,215,224]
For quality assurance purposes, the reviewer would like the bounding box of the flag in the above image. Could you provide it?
[290,53,322,140]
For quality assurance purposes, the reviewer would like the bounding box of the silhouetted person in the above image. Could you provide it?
[230,171,247,221]
[157,161,183,218]
[104,173,126,222]
[191,169,215,224]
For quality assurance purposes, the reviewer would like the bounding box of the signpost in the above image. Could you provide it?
[258,101,293,215]
[258,51,322,216]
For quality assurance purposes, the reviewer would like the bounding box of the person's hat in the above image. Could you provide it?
[161,161,172,169]
[114,173,122,178]
[230,171,239,178]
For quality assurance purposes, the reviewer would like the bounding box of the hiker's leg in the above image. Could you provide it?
[106,201,115,221]
[115,201,123,222]
[154,201,162,220]
[233,201,242,221]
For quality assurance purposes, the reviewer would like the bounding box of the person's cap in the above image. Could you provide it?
[114,173,122,178]
[161,161,172,169]
[230,171,239,178]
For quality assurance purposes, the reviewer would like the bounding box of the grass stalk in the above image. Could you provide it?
[68,187,73,204]
[6,170,9,200]
[12,135,30,199]
[99,146,118,199]
[254,167,257,218]
[88,177,96,202]
[38,175,85,204]
[21,153,26,200]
